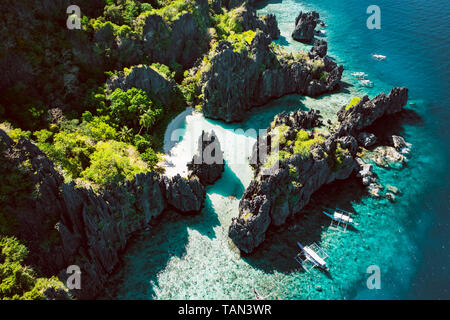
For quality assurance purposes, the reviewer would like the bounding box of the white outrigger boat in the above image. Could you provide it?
[294,242,329,272]
[359,79,374,88]
[323,207,358,231]
[372,54,386,61]
[351,72,368,79]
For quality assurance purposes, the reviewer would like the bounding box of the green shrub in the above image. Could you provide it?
[271,124,290,149]
[310,59,325,72]
[82,116,118,141]
[288,164,299,179]
[109,88,163,132]
[81,140,149,186]
[333,144,350,171]
[345,96,362,111]
[140,148,160,167]
[227,30,256,53]
[0,237,67,300]
[150,63,175,80]
[7,128,31,142]
[104,0,153,26]
[213,8,243,38]
[0,237,28,264]
[263,150,292,168]
[150,0,196,25]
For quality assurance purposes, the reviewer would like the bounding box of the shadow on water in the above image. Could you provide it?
[104,195,223,299]
[339,80,353,94]
[276,35,290,47]
[254,0,283,9]
[242,175,368,276]
[203,95,309,133]
[365,108,424,142]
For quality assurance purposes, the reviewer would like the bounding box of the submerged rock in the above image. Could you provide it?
[358,132,377,147]
[387,185,401,195]
[372,146,406,169]
[187,130,225,185]
[292,11,320,43]
[385,192,397,203]
[368,184,383,199]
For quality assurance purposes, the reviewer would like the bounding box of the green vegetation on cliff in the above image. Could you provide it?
[345,96,362,111]
[293,130,326,158]
[213,8,244,37]
[27,87,162,187]
[0,237,67,300]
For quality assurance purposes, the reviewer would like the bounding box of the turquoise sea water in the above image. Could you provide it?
[108,0,449,299]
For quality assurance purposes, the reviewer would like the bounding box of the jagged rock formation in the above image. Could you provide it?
[336,87,408,135]
[106,64,183,107]
[213,0,266,11]
[0,129,206,299]
[187,131,225,185]
[201,31,343,122]
[162,175,206,212]
[229,87,409,253]
[310,39,328,58]
[234,3,281,40]
[292,11,320,43]
[141,0,210,69]
[249,109,324,169]
[358,132,377,147]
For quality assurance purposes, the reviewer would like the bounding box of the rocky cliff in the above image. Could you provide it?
[292,11,320,43]
[233,3,280,40]
[187,130,225,185]
[201,31,343,122]
[229,87,409,253]
[0,129,206,299]
[106,64,183,108]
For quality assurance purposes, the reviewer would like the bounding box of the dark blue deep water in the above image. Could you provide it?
[109,0,449,299]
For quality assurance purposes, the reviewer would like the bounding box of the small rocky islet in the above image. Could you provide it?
[0,0,415,299]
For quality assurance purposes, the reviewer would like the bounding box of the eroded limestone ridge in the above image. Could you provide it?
[0,129,206,299]
[200,31,343,122]
[229,87,409,254]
